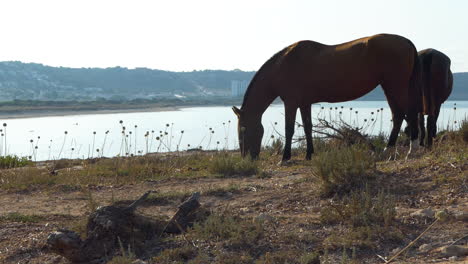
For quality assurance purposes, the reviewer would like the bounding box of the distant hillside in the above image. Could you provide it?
[0,61,466,102]
[0,62,255,101]
[451,72,468,100]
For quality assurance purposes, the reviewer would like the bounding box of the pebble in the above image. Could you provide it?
[410,208,435,218]
[418,243,434,253]
[256,213,276,222]
[448,256,458,262]
[441,245,468,257]
[453,211,468,222]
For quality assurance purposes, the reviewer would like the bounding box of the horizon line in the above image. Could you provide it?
[1,60,467,74]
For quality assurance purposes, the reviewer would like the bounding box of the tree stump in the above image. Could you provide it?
[47,191,202,263]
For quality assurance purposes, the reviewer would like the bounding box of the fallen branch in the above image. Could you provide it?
[382,218,440,263]
[47,191,202,263]
[162,192,201,234]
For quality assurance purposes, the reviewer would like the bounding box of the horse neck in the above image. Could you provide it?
[241,82,277,120]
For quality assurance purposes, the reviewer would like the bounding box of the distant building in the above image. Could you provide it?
[231,80,249,97]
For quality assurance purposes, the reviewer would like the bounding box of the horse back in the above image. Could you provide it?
[418,49,452,115]
[271,34,416,104]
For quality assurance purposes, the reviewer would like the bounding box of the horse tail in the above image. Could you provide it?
[447,69,453,100]
[408,42,423,116]
[421,51,435,115]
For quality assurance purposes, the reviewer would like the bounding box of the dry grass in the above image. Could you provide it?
[0,152,260,191]
[310,145,376,197]
[209,152,261,177]
[1,121,467,264]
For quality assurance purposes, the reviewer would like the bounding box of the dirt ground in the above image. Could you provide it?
[0,151,467,264]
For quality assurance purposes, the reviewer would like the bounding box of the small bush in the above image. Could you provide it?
[252,250,319,264]
[188,213,264,250]
[0,155,31,169]
[0,167,57,190]
[320,189,396,228]
[0,212,43,223]
[209,153,260,177]
[107,256,136,264]
[264,138,283,155]
[312,145,375,197]
[320,189,398,249]
[213,252,253,264]
[255,251,298,264]
[299,252,321,264]
[458,118,468,143]
[152,246,198,263]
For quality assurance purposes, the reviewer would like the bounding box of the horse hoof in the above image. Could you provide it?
[383,146,398,162]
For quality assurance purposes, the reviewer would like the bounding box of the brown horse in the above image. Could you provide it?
[404,49,453,147]
[232,33,421,161]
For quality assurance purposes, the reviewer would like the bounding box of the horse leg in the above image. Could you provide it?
[300,105,313,160]
[406,110,420,159]
[418,112,426,147]
[427,105,441,147]
[386,112,404,148]
[282,104,297,162]
[384,112,404,160]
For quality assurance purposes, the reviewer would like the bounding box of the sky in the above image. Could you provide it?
[0,0,467,72]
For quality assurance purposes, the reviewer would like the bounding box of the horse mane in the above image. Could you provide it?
[241,47,288,109]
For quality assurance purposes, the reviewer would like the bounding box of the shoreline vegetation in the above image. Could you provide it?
[0,98,244,119]
[1,98,466,120]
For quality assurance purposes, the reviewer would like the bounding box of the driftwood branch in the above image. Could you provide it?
[125,190,153,213]
[162,192,201,234]
[382,218,440,263]
[47,191,202,263]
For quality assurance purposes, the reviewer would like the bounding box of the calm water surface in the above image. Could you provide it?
[1,101,466,161]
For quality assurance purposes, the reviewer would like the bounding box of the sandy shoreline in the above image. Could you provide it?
[0,105,181,119]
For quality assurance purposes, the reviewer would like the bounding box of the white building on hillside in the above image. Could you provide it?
[231,80,249,97]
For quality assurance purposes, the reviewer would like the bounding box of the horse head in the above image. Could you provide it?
[232,106,263,159]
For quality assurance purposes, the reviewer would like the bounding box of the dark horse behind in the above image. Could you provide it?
[405,49,453,147]
[233,34,422,161]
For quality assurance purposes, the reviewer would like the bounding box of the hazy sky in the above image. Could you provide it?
[0,0,467,72]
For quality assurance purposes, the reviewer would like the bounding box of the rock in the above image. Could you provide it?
[256,213,276,222]
[441,245,468,257]
[448,256,458,262]
[391,247,402,255]
[411,208,435,218]
[453,211,468,222]
[239,207,252,214]
[435,209,450,222]
[418,243,434,253]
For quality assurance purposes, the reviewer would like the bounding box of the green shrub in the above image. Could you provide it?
[0,212,43,223]
[264,138,283,155]
[209,154,260,177]
[152,246,198,263]
[320,189,395,228]
[312,145,375,197]
[0,155,31,169]
[320,189,398,249]
[189,213,264,249]
[459,118,468,143]
[299,251,321,264]
[107,256,136,264]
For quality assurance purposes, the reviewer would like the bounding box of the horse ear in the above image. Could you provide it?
[232,106,242,117]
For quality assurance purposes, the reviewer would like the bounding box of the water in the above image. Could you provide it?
[0,101,466,161]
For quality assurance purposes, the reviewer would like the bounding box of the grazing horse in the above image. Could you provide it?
[404,49,453,147]
[232,34,421,161]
